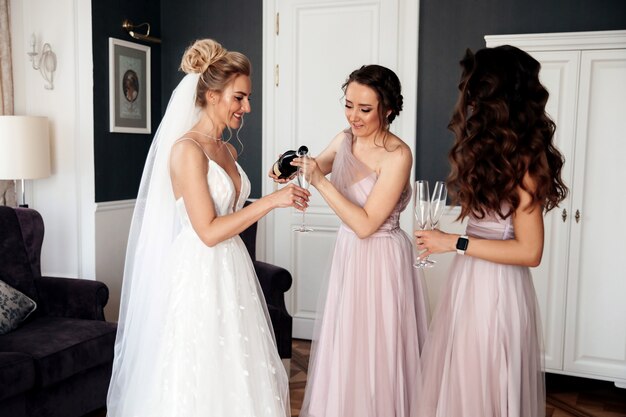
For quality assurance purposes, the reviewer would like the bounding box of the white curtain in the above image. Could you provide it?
[0,0,16,206]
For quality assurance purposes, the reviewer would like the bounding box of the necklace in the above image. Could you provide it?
[188,130,224,142]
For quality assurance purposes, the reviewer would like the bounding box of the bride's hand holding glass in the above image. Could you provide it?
[269,183,311,210]
[291,152,319,232]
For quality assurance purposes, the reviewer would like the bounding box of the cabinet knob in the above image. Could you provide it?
[561,208,567,222]
[575,209,581,223]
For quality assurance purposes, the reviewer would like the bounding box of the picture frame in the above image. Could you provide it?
[109,38,151,134]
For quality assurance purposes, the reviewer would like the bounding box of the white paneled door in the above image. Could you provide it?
[263,0,418,339]
[526,50,580,372]
[486,31,626,387]
[563,48,626,381]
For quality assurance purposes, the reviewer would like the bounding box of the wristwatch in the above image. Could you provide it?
[456,235,469,255]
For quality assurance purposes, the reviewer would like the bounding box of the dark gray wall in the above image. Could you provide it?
[417,0,626,185]
[92,1,161,202]
[160,0,264,197]
[91,0,261,202]
[92,0,625,202]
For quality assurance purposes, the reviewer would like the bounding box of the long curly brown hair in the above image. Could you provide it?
[447,45,568,220]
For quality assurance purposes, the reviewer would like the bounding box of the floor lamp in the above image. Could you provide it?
[0,115,51,208]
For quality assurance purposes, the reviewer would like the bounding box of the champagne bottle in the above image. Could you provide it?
[272,145,309,179]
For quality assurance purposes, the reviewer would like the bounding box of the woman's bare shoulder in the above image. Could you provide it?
[384,134,412,163]
[170,138,209,168]
[328,129,349,148]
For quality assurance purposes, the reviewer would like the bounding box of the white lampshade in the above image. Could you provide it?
[0,115,51,180]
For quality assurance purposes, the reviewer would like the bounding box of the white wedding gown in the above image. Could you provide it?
[122,158,290,416]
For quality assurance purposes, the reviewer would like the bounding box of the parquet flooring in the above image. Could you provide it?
[545,373,626,417]
[289,339,312,416]
[290,339,626,417]
[85,338,626,417]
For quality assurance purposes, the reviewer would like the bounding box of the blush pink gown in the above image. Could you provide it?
[417,212,545,417]
[299,130,429,417]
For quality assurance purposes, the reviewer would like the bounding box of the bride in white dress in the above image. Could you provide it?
[106,39,309,417]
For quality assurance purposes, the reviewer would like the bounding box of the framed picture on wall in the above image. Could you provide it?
[109,38,151,134]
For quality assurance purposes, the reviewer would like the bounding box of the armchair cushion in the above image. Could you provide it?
[0,280,37,335]
[0,317,117,387]
[0,353,36,402]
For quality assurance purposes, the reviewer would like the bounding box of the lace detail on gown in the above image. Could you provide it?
[110,156,290,417]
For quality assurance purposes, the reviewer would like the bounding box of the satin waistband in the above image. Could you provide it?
[339,223,401,238]
[466,221,514,241]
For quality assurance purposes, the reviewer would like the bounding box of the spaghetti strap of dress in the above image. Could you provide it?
[174,137,212,160]
[223,141,237,162]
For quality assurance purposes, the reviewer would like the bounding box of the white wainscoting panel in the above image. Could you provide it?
[291,225,339,339]
[95,200,135,322]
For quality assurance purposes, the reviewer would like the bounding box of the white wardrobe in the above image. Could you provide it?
[483,30,626,388]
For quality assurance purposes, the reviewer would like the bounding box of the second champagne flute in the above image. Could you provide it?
[292,150,314,233]
[430,181,448,229]
[413,180,433,268]
[420,181,448,266]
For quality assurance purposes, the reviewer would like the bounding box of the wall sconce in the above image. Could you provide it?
[27,34,57,90]
[122,19,161,44]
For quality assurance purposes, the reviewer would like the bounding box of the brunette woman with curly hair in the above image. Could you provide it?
[415,45,567,417]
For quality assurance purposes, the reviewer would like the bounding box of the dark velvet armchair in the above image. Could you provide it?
[239,201,293,359]
[0,206,117,417]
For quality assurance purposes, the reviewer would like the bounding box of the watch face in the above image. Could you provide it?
[456,237,469,251]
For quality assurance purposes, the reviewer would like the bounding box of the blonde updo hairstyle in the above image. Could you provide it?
[180,39,251,108]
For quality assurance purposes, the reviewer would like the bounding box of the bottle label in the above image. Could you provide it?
[273,163,283,177]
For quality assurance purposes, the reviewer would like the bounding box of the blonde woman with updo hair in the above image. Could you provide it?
[107,39,304,417]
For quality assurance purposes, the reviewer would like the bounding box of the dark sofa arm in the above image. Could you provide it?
[253,261,292,311]
[35,277,109,321]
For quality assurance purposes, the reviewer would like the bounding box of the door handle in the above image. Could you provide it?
[575,209,580,223]
[561,208,567,222]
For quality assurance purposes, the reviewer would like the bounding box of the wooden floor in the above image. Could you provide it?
[87,339,626,417]
[545,372,626,417]
[289,339,311,416]
[290,339,626,417]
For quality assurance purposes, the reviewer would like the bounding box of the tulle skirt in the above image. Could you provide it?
[107,230,289,417]
[300,226,429,417]
[417,254,545,417]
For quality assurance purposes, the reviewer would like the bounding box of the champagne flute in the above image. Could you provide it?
[420,181,448,266]
[292,150,314,233]
[413,180,433,268]
[430,181,448,229]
